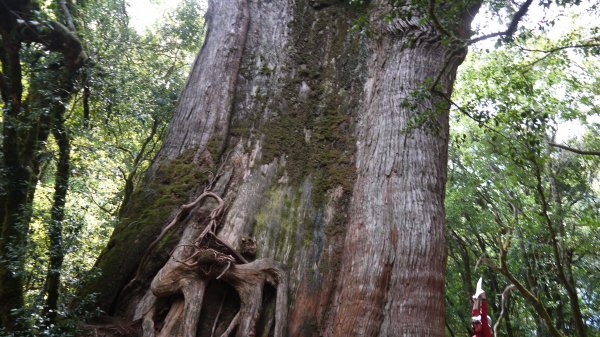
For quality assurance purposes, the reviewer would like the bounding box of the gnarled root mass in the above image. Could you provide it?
[141,193,288,337]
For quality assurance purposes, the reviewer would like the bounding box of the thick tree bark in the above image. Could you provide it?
[326,2,466,334]
[149,0,250,167]
[87,1,479,336]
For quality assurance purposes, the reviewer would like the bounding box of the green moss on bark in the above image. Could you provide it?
[83,150,208,313]
[256,3,363,208]
[254,186,302,264]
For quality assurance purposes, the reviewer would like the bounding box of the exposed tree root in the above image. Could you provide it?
[81,316,141,337]
[220,312,240,337]
[141,192,287,337]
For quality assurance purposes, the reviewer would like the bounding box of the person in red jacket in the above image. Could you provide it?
[471,291,492,337]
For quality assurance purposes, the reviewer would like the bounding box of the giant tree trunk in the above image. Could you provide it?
[86,1,478,336]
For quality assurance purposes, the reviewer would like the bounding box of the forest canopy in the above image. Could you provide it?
[0,0,598,336]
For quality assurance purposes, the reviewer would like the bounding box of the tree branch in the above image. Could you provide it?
[493,283,516,336]
[428,0,453,39]
[548,142,600,156]
[16,19,87,68]
[1,0,86,69]
[521,40,600,68]
[58,0,76,32]
[468,0,534,45]
[519,42,600,54]
[432,89,515,147]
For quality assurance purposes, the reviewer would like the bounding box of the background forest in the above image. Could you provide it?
[0,0,205,334]
[0,0,598,336]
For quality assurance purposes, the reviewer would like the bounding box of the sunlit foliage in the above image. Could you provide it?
[446,3,600,336]
[6,0,205,334]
